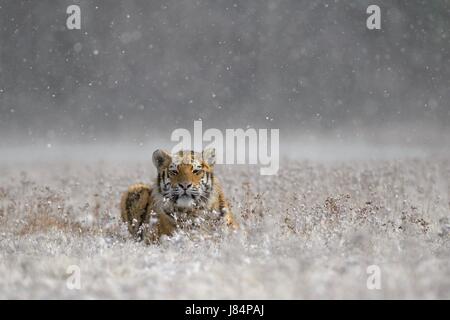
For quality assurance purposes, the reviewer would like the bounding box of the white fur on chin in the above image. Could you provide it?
[176,196,195,208]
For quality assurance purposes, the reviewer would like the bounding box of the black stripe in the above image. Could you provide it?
[157,173,161,192]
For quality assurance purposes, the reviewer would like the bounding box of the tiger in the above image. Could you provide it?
[120,148,238,243]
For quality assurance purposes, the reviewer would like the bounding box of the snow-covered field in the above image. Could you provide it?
[0,145,449,299]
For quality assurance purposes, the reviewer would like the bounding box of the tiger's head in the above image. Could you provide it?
[152,148,216,210]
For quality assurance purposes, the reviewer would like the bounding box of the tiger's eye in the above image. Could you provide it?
[193,169,202,174]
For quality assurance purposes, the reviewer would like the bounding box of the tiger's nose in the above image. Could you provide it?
[178,183,192,190]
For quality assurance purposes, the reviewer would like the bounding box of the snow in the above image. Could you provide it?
[0,1,449,299]
[0,145,449,299]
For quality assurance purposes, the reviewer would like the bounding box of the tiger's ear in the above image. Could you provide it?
[152,149,172,170]
[202,148,216,167]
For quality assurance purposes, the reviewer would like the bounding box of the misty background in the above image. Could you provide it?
[0,0,449,149]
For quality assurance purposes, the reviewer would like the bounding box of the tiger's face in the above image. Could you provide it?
[152,149,216,209]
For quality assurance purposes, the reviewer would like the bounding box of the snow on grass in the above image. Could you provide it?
[0,148,449,299]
